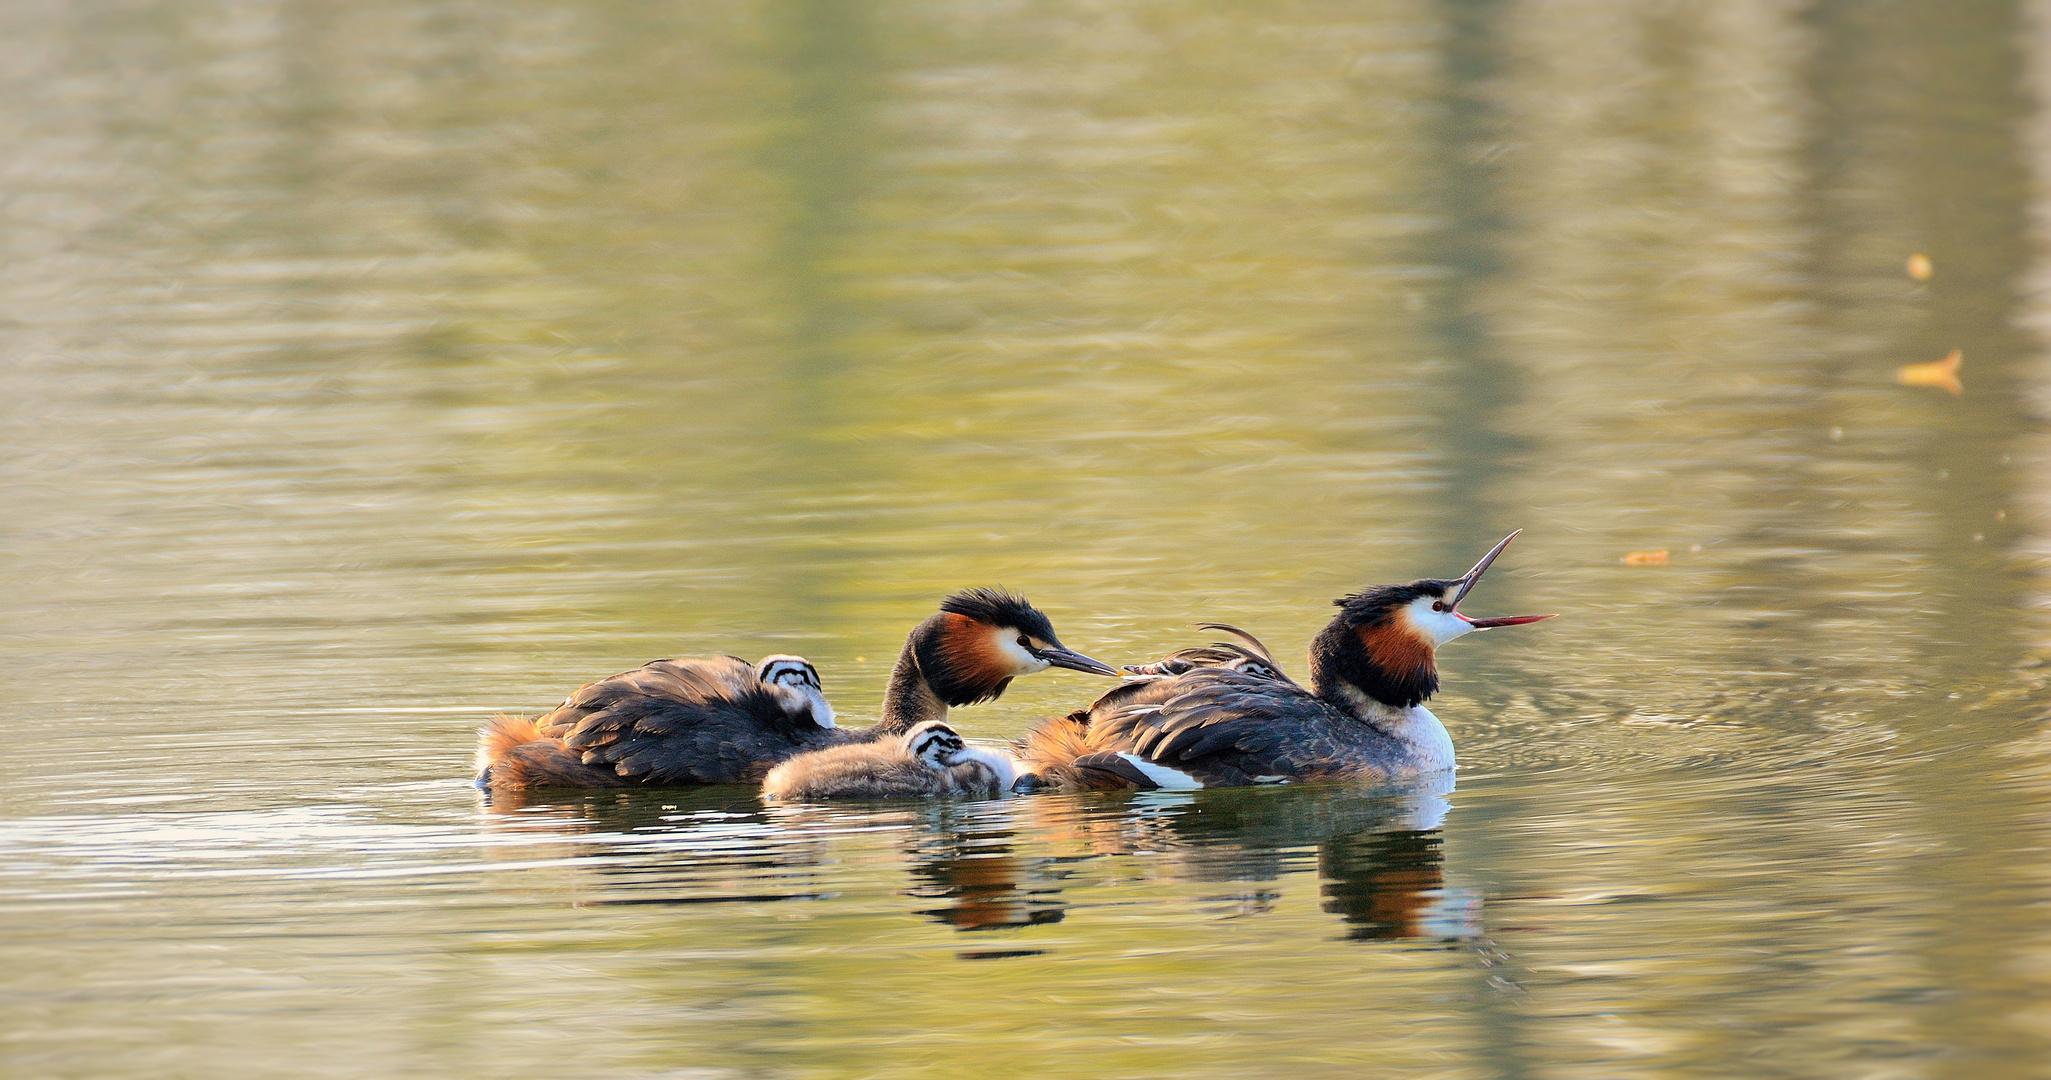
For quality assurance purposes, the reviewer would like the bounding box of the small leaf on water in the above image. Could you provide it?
[1897,348,1962,395]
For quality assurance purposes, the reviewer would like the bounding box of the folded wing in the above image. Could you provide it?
[1017,629,1337,791]
[542,656,834,784]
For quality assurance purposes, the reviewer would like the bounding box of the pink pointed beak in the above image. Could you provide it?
[1448,529,1557,630]
[1456,612,1557,629]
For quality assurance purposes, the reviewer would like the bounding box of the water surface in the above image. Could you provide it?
[5,1,2051,1076]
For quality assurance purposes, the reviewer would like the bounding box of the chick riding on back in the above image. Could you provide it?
[477,587,1116,791]
[762,720,1018,801]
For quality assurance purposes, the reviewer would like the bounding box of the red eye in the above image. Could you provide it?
[1431,602,1446,612]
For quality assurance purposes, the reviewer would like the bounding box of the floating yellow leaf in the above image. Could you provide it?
[1906,253,1933,281]
[1898,348,1962,395]
[1622,549,1669,566]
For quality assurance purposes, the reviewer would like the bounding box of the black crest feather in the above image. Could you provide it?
[938,587,1057,643]
[1332,580,1460,622]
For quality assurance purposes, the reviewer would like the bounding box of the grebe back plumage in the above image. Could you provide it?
[1014,533,1555,791]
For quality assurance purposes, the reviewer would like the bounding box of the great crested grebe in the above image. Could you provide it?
[761,720,1016,801]
[477,587,1117,791]
[1013,532,1554,791]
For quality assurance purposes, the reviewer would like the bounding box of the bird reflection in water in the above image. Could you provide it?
[1177,783,1472,941]
[473,787,837,908]
[1319,827,1467,941]
[1016,776,1476,941]
[474,779,1478,942]
[901,807,1066,931]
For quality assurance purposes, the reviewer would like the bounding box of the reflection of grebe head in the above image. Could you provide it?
[908,588,1119,707]
[904,721,971,769]
[755,654,835,729]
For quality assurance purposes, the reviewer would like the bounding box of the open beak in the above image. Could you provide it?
[1034,645,1120,677]
[1448,529,1557,630]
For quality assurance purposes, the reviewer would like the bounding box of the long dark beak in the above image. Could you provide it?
[1448,529,1557,629]
[1034,645,1120,676]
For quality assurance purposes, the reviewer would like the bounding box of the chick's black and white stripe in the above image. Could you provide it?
[905,721,968,767]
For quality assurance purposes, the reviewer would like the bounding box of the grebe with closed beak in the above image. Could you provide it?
[478,587,1116,791]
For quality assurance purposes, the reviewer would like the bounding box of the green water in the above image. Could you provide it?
[5,0,2051,1076]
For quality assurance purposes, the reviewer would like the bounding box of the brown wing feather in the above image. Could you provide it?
[1122,672,1362,783]
[477,713,546,771]
[480,655,836,790]
[1193,623,1280,663]
[486,739,625,788]
[1025,668,1366,791]
[1012,711,1136,791]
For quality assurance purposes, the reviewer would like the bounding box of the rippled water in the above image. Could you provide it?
[6,1,2051,1076]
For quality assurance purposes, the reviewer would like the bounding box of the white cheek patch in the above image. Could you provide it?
[1406,596,1474,647]
[990,627,1050,676]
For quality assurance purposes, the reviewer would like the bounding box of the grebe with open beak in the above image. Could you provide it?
[1014,532,1554,791]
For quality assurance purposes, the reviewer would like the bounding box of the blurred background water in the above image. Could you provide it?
[5,0,2051,1076]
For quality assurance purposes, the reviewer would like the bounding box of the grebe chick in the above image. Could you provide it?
[762,721,1015,801]
[477,588,1116,791]
[1014,532,1556,792]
